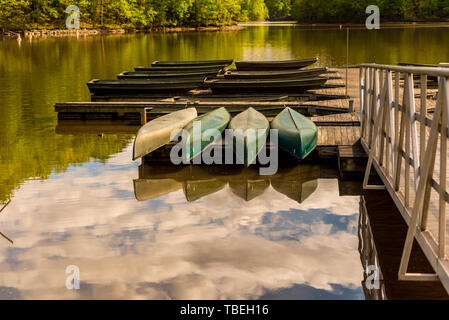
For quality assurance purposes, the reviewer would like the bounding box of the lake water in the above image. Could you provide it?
[1,25,449,300]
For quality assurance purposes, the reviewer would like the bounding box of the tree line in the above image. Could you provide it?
[1,0,448,31]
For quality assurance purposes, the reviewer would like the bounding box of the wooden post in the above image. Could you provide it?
[346,28,349,98]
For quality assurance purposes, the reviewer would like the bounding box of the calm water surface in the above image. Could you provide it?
[1,25,449,299]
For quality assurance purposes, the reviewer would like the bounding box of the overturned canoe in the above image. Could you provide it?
[152,59,233,67]
[224,67,327,79]
[235,58,318,71]
[207,77,327,93]
[87,79,204,94]
[133,108,198,160]
[118,71,218,80]
[135,65,226,72]
[271,107,317,160]
[183,107,231,162]
[228,107,270,166]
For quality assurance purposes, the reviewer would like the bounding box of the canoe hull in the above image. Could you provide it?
[208,77,327,93]
[135,65,227,72]
[133,108,198,160]
[183,107,231,162]
[152,59,233,67]
[228,107,270,166]
[118,71,217,80]
[271,107,317,160]
[87,79,204,94]
[235,58,318,71]
[224,68,327,80]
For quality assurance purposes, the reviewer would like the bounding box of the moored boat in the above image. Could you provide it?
[182,107,231,162]
[235,58,318,71]
[207,77,327,93]
[117,71,218,80]
[133,108,198,160]
[135,65,227,72]
[152,59,233,67]
[87,79,204,94]
[271,107,318,160]
[228,107,270,166]
[224,67,327,79]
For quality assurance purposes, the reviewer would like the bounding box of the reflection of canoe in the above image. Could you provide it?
[207,77,327,93]
[228,107,269,166]
[270,165,319,203]
[134,179,183,201]
[87,79,204,94]
[135,65,226,72]
[271,107,317,160]
[235,58,318,71]
[133,108,198,160]
[228,168,270,201]
[224,68,327,79]
[118,71,216,80]
[152,59,233,67]
[183,107,231,162]
[183,179,227,202]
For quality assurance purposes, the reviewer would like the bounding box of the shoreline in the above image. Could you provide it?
[2,25,245,39]
[2,21,449,39]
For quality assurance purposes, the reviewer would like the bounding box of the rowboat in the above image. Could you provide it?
[135,65,227,72]
[235,58,318,71]
[271,107,318,160]
[224,68,327,79]
[228,107,270,166]
[133,108,198,160]
[117,71,218,80]
[207,77,327,93]
[152,59,233,67]
[183,107,231,162]
[87,79,204,94]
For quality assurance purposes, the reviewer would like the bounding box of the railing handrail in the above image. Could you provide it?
[360,63,449,77]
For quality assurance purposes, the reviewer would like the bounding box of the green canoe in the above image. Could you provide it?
[228,107,270,166]
[182,107,231,162]
[271,107,318,160]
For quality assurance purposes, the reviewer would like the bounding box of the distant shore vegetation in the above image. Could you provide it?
[1,0,448,31]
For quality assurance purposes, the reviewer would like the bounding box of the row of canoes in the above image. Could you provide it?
[88,58,326,94]
[134,163,319,202]
[133,107,318,165]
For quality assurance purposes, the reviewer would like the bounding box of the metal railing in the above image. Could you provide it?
[359,63,449,289]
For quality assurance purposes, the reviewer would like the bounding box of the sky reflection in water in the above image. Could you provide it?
[0,143,363,300]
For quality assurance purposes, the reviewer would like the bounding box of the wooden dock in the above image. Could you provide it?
[55,68,364,174]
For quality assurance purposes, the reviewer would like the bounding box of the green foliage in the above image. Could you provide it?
[265,0,291,19]
[291,0,449,23]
